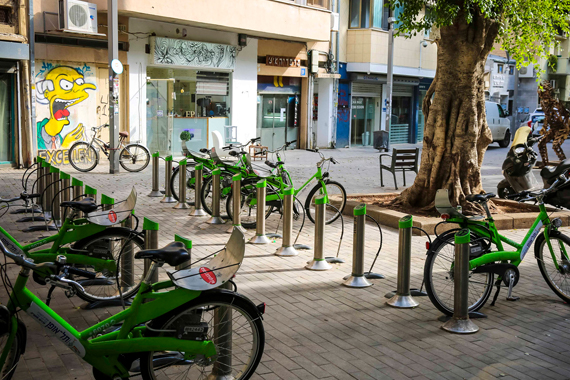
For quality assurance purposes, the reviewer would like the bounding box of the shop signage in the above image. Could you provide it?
[352,98,364,110]
[266,55,301,68]
[316,73,341,79]
[150,37,236,70]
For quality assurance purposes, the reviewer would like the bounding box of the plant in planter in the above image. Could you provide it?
[180,130,194,142]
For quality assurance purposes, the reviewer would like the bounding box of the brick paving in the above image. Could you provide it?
[0,161,570,380]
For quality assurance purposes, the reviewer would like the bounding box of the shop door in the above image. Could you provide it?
[0,74,12,163]
[390,96,412,144]
[259,94,294,151]
[336,83,350,148]
[351,97,375,146]
[146,80,173,156]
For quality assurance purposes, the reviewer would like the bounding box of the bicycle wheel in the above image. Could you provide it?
[305,180,346,224]
[0,320,22,380]
[68,142,99,172]
[119,144,151,172]
[201,173,233,216]
[424,233,494,316]
[226,182,273,229]
[71,227,145,303]
[535,232,570,303]
[170,165,196,204]
[140,290,265,380]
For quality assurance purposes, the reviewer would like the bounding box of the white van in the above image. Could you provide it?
[486,101,511,147]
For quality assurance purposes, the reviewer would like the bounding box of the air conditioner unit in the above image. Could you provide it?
[58,0,98,34]
[518,65,535,78]
[550,79,557,88]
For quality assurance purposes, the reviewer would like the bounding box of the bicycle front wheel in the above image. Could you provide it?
[535,232,570,303]
[305,180,346,224]
[140,290,265,380]
[226,182,273,229]
[69,142,99,172]
[201,173,233,216]
[424,233,494,316]
[71,228,146,303]
[119,144,151,172]
[0,319,23,380]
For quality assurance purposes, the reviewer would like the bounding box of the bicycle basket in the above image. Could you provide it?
[168,228,245,291]
[86,187,137,226]
[545,179,570,209]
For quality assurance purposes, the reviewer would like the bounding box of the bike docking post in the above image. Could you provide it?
[85,185,97,202]
[210,280,233,379]
[22,162,56,231]
[101,194,114,211]
[160,155,176,203]
[60,171,72,220]
[227,173,246,234]
[343,204,373,287]
[120,210,135,293]
[190,164,208,217]
[17,158,48,222]
[173,159,189,209]
[72,178,83,202]
[14,156,43,215]
[306,195,332,271]
[441,229,480,334]
[148,152,162,197]
[386,215,419,308]
[275,186,299,256]
[249,179,271,244]
[143,217,160,284]
[174,234,192,270]
[207,168,225,224]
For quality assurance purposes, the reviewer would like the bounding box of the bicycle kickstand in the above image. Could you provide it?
[490,278,501,306]
[505,271,520,302]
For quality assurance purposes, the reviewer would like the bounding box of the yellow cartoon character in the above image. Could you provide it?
[36,66,96,150]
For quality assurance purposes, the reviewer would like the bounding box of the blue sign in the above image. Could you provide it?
[301,68,306,76]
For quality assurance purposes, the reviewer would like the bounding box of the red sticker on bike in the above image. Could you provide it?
[108,210,117,223]
[199,267,217,285]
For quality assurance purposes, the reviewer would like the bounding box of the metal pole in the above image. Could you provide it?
[41,161,51,214]
[174,234,192,270]
[249,180,270,244]
[101,194,114,212]
[173,159,189,209]
[160,156,176,203]
[85,185,97,203]
[343,204,372,287]
[72,178,84,217]
[207,168,225,224]
[37,158,45,211]
[385,17,395,150]
[60,171,71,221]
[209,280,233,379]
[442,229,479,334]
[306,195,332,270]
[387,215,419,308]
[190,164,208,216]
[121,212,134,291]
[512,64,520,135]
[227,173,245,234]
[47,166,59,223]
[148,153,162,197]
[108,0,120,174]
[143,217,159,284]
[275,186,298,256]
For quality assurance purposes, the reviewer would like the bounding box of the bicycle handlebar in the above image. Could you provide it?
[222,137,261,151]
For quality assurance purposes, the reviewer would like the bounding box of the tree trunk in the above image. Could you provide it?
[393,10,500,214]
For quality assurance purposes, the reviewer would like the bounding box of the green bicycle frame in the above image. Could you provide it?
[446,203,564,270]
[2,270,214,378]
[0,216,116,272]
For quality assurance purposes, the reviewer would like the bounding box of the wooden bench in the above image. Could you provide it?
[379,148,419,190]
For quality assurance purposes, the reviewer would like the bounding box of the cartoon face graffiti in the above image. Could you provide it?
[36,66,96,150]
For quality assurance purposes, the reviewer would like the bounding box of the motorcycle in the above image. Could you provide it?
[497,126,570,198]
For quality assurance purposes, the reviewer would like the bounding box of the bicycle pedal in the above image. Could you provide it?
[506,296,520,302]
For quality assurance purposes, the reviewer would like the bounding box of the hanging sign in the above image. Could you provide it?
[266,55,301,68]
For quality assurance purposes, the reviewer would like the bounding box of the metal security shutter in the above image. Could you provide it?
[352,83,382,97]
[393,85,413,97]
[390,125,408,144]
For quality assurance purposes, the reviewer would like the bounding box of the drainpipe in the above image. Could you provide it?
[16,62,22,168]
[29,0,36,161]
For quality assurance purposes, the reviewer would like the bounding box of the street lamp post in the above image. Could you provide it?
[385,17,396,149]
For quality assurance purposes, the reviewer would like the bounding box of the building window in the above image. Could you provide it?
[424,7,432,38]
[0,6,12,24]
[509,66,515,75]
[350,0,390,30]
[497,64,504,74]
[306,0,331,9]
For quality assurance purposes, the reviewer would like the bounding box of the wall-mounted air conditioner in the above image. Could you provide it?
[518,65,535,78]
[58,0,98,34]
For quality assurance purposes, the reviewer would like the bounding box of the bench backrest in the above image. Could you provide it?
[391,148,419,169]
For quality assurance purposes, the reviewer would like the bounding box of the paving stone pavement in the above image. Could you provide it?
[0,160,570,380]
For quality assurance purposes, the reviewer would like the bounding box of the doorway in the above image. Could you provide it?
[257,94,298,151]
[146,79,174,156]
[350,97,376,146]
[0,73,13,163]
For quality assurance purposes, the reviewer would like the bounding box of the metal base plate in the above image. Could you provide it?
[386,294,419,308]
[441,318,479,334]
[190,208,209,217]
[365,272,385,279]
[160,196,177,203]
[17,216,48,223]
[22,225,58,233]
[438,311,487,322]
[385,288,427,298]
[249,235,271,244]
[11,207,42,214]
[207,216,226,225]
[173,203,189,209]
[342,275,373,288]
[148,191,162,197]
[326,257,346,264]
[204,373,235,380]
[305,259,332,271]
[275,246,299,257]
[267,233,282,239]
[294,244,311,250]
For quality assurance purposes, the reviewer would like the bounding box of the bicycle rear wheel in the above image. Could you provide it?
[535,232,570,303]
[119,144,151,172]
[305,180,346,224]
[140,290,264,380]
[226,182,273,229]
[201,173,233,216]
[69,142,99,172]
[424,233,494,316]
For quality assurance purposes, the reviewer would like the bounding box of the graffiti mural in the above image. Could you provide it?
[35,61,97,164]
[151,37,237,69]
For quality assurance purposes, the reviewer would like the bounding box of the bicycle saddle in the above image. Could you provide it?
[466,193,496,203]
[60,198,98,213]
[540,159,570,181]
[135,241,190,267]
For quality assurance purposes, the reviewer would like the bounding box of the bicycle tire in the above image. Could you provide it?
[170,165,196,203]
[304,180,347,224]
[535,231,570,303]
[68,142,99,172]
[140,289,265,380]
[225,182,274,229]
[119,144,151,172]
[0,320,23,380]
[71,227,145,303]
[201,173,234,216]
[424,233,494,316]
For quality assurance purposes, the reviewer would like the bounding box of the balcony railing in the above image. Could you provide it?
[292,0,331,10]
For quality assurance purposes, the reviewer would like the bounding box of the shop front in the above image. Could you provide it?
[0,61,15,164]
[416,78,433,143]
[350,79,382,146]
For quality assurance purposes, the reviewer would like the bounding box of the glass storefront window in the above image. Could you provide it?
[351,97,375,145]
[417,90,427,143]
[390,96,412,144]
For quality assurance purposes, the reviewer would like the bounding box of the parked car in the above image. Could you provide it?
[486,101,511,147]
[519,108,545,136]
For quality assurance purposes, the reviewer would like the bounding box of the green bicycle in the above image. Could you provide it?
[0,228,265,380]
[0,188,145,303]
[424,179,570,316]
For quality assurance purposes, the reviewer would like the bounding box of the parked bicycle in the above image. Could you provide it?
[0,229,265,380]
[424,177,570,316]
[68,124,150,172]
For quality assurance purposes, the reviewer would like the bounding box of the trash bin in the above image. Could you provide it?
[361,131,370,146]
[373,131,389,151]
